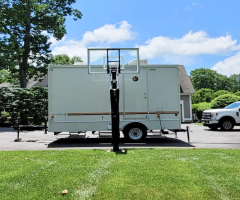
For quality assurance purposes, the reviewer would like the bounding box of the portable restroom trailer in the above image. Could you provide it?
[48,64,181,141]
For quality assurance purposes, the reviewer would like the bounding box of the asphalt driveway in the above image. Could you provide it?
[0,124,240,150]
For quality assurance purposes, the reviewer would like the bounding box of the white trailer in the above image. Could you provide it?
[48,64,181,141]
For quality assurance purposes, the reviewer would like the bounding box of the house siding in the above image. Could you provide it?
[180,95,190,118]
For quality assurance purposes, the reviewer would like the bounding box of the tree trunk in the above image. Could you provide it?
[19,2,31,124]
[19,66,27,88]
[19,2,31,88]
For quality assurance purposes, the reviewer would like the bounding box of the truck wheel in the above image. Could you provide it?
[220,119,234,131]
[123,124,147,141]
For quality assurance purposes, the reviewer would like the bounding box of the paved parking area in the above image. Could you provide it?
[0,124,240,150]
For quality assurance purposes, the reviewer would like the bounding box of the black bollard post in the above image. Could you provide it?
[187,126,190,144]
[44,116,48,134]
[14,117,21,142]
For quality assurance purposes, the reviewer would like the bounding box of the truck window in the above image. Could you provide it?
[224,102,240,109]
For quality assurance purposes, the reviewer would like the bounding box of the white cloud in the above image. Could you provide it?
[51,21,135,62]
[82,21,134,45]
[136,31,240,59]
[41,31,66,46]
[184,2,197,10]
[49,35,66,46]
[211,51,240,76]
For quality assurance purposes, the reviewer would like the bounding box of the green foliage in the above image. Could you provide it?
[70,56,83,64]
[234,91,240,96]
[192,102,211,120]
[0,115,8,124]
[0,70,10,83]
[51,54,83,65]
[0,87,48,125]
[0,70,18,84]
[192,88,214,104]
[229,74,240,93]
[211,94,240,109]
[215,74,232,91]
[213,90,232,98]
[190,68,231,91]
[30,87,48,125]
[0,0,82,88]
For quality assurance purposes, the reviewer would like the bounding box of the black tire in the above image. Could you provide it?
[220,119,234,131]
[123,124,147,141]
[208,127,218,131]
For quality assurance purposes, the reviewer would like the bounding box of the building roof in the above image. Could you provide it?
[0,83,11,88]
[128,59,148,65]
[28,75,48,88]
[179,65,195,94]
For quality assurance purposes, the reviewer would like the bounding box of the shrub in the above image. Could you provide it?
[234,91,240,96]
[30,87,48,125]
[0,87,48,125]
[192,88,214,104]
[0,115,8,124]
[192,102,211,121]
[213,90,232,98]
[211,94,240,109]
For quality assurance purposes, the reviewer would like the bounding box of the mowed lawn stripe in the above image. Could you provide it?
[0,149,240,200]
[73,157,112,199]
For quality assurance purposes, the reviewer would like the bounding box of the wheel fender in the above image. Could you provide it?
[219,116,236,124]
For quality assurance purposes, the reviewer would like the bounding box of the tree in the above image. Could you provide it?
[0,70,10,83]
[229,74,240,93]
[192,88,214,104]
[51,54,83,65]
[215,73,232,91]
[0,0,82,88]
[190,68,230,91]
[0,69,19,84]
[190,68,219,91]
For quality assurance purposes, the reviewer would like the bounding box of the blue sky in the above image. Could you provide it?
[49,0,240,76]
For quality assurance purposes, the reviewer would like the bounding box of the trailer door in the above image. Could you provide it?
[123,69,148,119]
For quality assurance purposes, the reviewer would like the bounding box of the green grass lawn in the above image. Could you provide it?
[1,149,240,200]
[191,122,203,125]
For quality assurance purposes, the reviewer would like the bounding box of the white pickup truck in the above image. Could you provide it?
[202,101,240,130]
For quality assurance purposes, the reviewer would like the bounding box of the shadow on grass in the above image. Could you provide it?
[48,136,194,149]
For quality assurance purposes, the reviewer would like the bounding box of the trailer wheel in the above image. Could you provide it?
[123,124,147,141]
